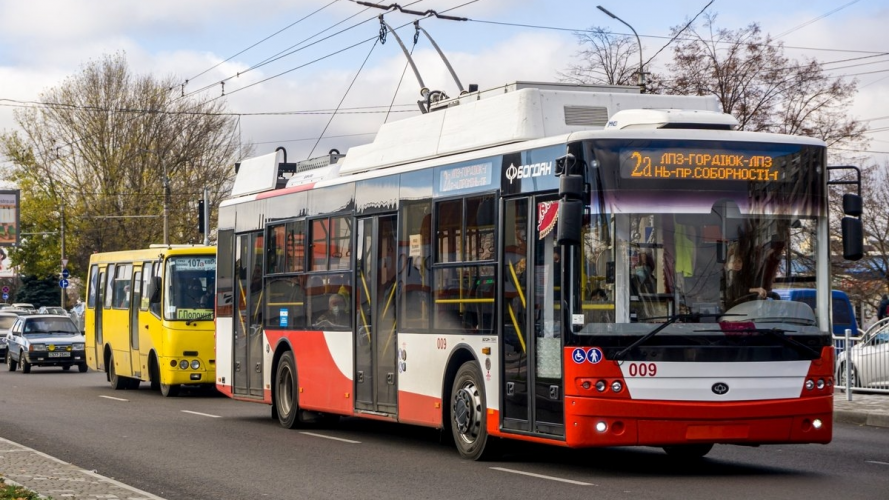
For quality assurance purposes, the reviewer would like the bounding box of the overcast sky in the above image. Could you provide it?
[1,0,887,166]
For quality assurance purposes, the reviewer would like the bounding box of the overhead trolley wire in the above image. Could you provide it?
[183,0,343,88]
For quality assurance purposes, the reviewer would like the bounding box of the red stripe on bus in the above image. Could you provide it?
[255,182,316,200]
[397,391,442,427]
[266,329,353,414]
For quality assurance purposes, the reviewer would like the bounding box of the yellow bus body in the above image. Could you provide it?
[84,246,216,395]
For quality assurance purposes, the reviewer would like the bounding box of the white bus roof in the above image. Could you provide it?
[338,81,721,175]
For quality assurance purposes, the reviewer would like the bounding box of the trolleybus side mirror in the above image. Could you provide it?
[841,193,864,261]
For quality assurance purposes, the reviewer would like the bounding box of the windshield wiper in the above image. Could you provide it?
[612,313,733,361]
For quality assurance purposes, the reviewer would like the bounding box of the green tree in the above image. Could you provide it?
[1,52,249,284]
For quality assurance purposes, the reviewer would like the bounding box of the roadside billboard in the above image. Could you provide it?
[0,190,20,247]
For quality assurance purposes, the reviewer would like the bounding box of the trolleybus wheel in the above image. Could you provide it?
[662,443,714,459]
[275,351,300,429]
[450,361,498,460]
[160,382,180,397]
[7,352,17,371]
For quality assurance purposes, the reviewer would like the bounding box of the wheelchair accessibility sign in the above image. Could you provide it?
[572,347,604,364]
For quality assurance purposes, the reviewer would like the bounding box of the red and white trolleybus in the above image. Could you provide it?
[214,82,862,459]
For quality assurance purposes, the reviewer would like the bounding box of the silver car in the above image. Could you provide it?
[5,315,87,373]
[837,319,889,389]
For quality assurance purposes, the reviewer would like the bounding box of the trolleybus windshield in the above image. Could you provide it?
[577,139,827,345]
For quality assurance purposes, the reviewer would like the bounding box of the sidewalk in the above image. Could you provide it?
[2,393,888,500]
[0,436,164,500]
[832,390,889,428]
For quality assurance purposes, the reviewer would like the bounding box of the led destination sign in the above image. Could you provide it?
[620,148,783,181]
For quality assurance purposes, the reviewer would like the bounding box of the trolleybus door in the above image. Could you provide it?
[233,232,264,398]
[501,196,565,436]
[354,215,398,415]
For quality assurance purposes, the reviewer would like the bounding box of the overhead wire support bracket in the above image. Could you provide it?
[354,1,468,21]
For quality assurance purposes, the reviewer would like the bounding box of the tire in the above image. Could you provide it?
[149,357,160,391]
[62,365,71,371]
[78,363,88,373]
[7,351,17,372]
[160,383,180,397]
[109,354,128,390]
[450,361,498,460]
[275,351,300,429]
[839,363,860,389]
[21,352,31,374]
[663,443,714,459]
[127,378,141,389]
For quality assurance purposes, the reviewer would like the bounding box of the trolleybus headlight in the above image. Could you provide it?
[595,380,607,392]
[179,360,189,370]
[191,360,201,370]
[595,421,608,432]
[805,379,815,390]
[812,419,823,429]
[816,379,825,390]
[611,381,623,393]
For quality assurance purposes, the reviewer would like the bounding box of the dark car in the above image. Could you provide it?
[5,315,87,373]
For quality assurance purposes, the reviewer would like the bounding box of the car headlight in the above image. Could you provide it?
[73,343,85,350]
[29,344,46,351]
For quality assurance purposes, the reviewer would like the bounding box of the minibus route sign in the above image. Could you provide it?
[620,148,782,182]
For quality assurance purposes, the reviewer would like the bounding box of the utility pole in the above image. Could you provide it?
[163,162,170,245]
[60,203,66,309]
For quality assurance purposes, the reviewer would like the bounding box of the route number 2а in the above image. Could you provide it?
[628,362,657,377]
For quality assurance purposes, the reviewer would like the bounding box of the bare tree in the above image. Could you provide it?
[558,27,641,86]
[0,52,251,276]
[662,13,867,151]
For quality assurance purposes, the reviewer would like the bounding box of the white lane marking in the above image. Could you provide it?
[491,467,595,486]
[99,395,128,402]
[866,460,889,466]
[181,410,221,418]
[300,432,361,444]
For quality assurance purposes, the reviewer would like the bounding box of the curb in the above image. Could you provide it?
[834,410,889,429]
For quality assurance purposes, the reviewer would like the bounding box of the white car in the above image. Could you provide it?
[837,320,889,389]
[5,315,87,373]
[0,312,17,361]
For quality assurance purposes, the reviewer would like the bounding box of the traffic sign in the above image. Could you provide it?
[1,286,7,293]
[59,279,69,289]
[61,268,70,279]
[1,293,7,301]
[62,258,68,267]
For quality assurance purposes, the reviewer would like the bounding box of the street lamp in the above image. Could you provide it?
[597,5,645,92]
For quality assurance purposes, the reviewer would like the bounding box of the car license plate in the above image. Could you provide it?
[48,352,71,358]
